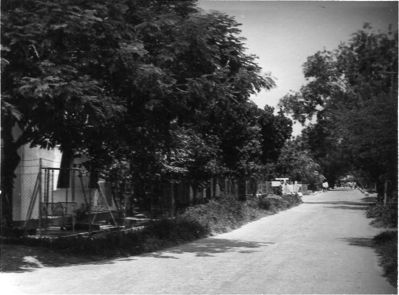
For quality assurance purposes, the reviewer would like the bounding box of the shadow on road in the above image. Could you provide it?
[0,244,117,273]
[304,199,374,211]
[325,205,369,210]
[341,237,374,247]
[1,238,273,272]
[142,238,274,259]
[361,196,378,203]
[304,200,372,206]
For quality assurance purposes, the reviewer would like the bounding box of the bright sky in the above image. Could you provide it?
[198,0,398,133]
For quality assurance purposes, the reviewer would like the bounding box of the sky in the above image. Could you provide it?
[198,0,398,134]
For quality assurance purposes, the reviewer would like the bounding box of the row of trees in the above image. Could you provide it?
[280,24,398,201]
[1,0,293,224]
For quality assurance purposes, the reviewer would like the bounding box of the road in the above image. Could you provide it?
[1,189,396,294]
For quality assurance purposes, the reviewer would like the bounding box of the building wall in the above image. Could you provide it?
[13,144,117,222]
[13,144,62,221]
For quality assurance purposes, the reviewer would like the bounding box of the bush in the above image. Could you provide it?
[3,193,303,257]
[257,197,278,211]
[373,231,397,287]
[180,196,249,234]
[367,203,398,228]
[2,218,209,257]
[257,194,302,212]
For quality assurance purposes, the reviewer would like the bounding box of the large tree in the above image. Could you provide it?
[1,0,136,224]
[275,137,324,190]
[259,106,293,165]
[2,0,280,223]
[280,25,397,196]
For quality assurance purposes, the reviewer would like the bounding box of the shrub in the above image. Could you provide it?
[3,193,303,257]
[257,194,302,212]
[180,195,249,234]
[257,198,277,211]
[367,203,398,228]
[373,231,397,287]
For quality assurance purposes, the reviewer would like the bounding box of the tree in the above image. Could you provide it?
[1,0,134,224]
[259,106,293,165]
[111,9,275,204]
[279,25,397,195]
[1,0,205,222]
[2,0,279,223]
[275,137,324,190]
[301,120,349,188]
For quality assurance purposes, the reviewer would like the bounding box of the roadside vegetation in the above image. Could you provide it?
[280,24,397,199]
[365,194,397,287]
[2,194,301,260]
[373,231,398,287]
[367,203,397,228]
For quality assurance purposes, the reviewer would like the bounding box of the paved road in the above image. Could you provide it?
[1,190,396,294]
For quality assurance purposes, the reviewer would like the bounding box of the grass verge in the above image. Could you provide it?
[373,231,398,287]
[366,203,398,228]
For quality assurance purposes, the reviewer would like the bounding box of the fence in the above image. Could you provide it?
[15,156,308,225]
[150,177,307,217]
[18,159,118,233]
[14,158,61,222]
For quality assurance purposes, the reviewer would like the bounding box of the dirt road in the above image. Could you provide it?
[1,190,396,294]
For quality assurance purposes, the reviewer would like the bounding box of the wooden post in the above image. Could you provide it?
[383,180,388,205]
[51,169,54,204]
[38,159,42,236]
[71,169,75,203]
[98,182,117,226]
[189,185,193,205]
[170,181,175,218]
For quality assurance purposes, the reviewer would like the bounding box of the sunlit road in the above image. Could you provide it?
[1,190,396,294]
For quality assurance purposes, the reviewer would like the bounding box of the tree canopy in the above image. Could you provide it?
[1,0,292,223]
[275,136,323,190]
[280,25,397,196]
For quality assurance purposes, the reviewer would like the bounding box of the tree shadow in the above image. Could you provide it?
[304,201,372,206]
[305,199,374,212]
[142,237,274,259]
[330,188,352,191]
[361,196,377,203]
[342,235,398,288]
[341,237,374,247]
[0,244,118,273]
[325,205,369,210]
[1,238,273,272]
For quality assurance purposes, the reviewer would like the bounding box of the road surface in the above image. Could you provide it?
[1,189,396,294]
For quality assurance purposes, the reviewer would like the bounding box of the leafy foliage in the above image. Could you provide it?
[1,0,293,222]
[279,25,397,192]
[373,231,397,287]
[275,137,324,189]
[259,106,293,165]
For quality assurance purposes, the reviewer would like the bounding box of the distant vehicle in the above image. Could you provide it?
[273,178,289,187]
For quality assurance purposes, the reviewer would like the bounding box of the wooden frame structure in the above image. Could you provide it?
[23,160,117,236]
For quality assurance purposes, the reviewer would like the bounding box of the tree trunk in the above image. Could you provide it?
[327,177,335,189]
[383,180,388,205]
[58,146,73,188]
[238,178,247,201]
[169,182,175,217]
[1,122,21,227]
[376,179,385,203]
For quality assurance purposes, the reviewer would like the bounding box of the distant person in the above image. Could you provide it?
[322,182,329,191]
